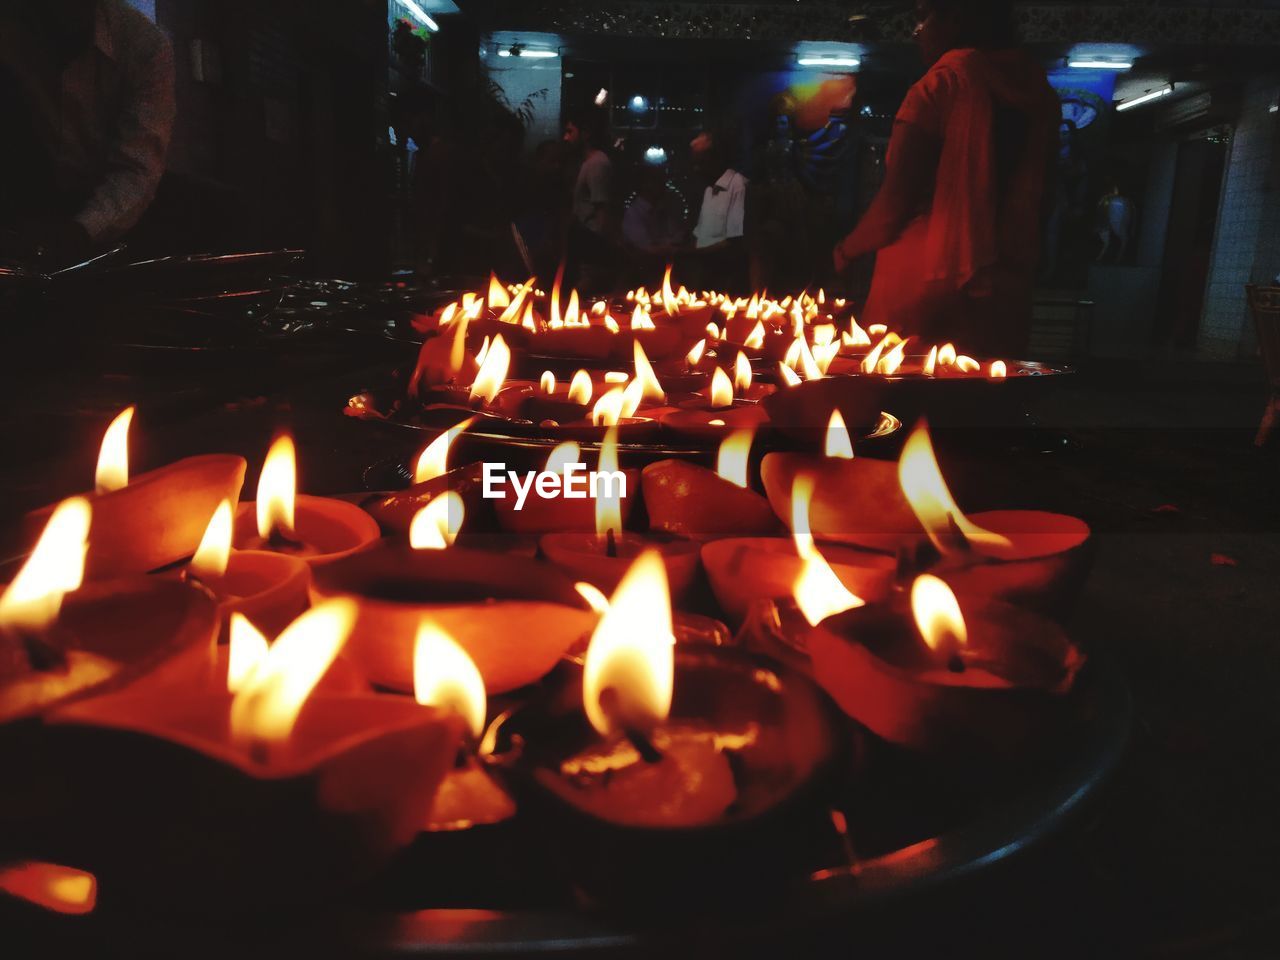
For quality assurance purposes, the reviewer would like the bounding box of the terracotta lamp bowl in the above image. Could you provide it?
[310,544,598,695]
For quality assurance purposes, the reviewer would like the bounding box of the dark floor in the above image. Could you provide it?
[3,336,1279,956]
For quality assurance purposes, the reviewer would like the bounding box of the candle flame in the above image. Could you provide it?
[487,274,510,310]
[956,355,980,374]
[549,263,565,327]
[227,613,269,693]
[469,334,511,404]
[990,360,1008,379]
[409,492,464,550]
[633,341,665,402]
[845,317,871,348]
[595,426,622,536]
[0,862,96,915]
[546,441,581,474]
[938,343,958,367]
[686,339,706,367]
[709,367,734,409]
[191,499,233,579]
[878,336,910,376]
[414,416,476,485]
[778,362,802,387]
[744,320,765,351]
[660,265,679,316]
[706,322,721,342]
[868,324,888,337]
[95,406,134,494]
[256,436,297,540]
[812,324,836,347]
[540,371,556,394]
[574,581,611,614]
[619,379,645,419]
[733,351,753,394]
[861,335,889,374]
[591,387,626,427]
[0,497,91,634]
[923,345,939,377]
[568,369,593,406]
[414,621,486,740]
[229,600,355,749]
[898,421,1012,554]
[582,551,673,737]
[716,428,754,489]
[911,574,967,656]
[449,314,472,375]
[824,410,855,460]
[474,335,491,368]
[789,476,864,626]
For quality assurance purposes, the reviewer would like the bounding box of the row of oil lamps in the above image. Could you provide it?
[0,385,1091,914]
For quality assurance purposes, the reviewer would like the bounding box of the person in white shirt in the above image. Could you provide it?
[685,130,749,290]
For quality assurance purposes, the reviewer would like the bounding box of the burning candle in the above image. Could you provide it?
[539,430,700,601]
[806,574,1085,754]
[22,406,247,579]
[414,623,516,831]
[659,366,769,440]
[233,435,380,566]
[1,498,220,723]
[641,428,781,540]
[485,552,840,904]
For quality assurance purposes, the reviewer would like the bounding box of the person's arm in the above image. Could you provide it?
[833,121,939,272]
[74,32,175,243]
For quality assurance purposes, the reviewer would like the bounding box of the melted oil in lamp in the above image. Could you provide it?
[181,500,310,642]
[703,473,891,635]
[364,416,489,537]
[641,427,781,540]
[22,405,246,579]
[36,600,463,908]
[1,498,219,723]
[232,435,379,566]
[806,573,1085,755]
[310,537,598,697]
[487,552,842,905]
[539,429,700,602]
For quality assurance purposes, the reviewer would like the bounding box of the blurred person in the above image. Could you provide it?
[832,0,1059,357]
[685,129,748,291]
[563,109,619,290]
[0,0,174,261]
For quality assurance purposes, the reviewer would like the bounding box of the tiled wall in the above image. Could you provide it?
[1199,75,1280,359]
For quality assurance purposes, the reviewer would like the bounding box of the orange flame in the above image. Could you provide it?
[594,426,623,536]
[709,367,734,409]
[414,417,477,485]
[824,410,854,460]
[686,339,707,367]
[414,621,486,740]
[812,324,836,347]
[633,341,665,402]
[591,387,626,427]
[469,334,511,404]
[256,436,296,541]
[410,492,464,550]
[229,600,355,749]
[582,551,673,737]
[956,355,980,374]
[95,406,134,494]
[898,421,1012,554]
[487,274,511,310]
[0,862,96,915]
[540,370,556,394]
[191,499,233,579]
[574,581,611,614]
[937,343,957,367]
[716,428,754,488]
[733,351,753,394]
[778,362,802,387]
[789,476,864,626]
[0,497,91,634]
[923,345,939,377]
[568,369,593,405]
[878,336,910,376]
[744,320,765,351]
[227,613,269,693]
[990,360,1008,379]
[546,441,581,474]
[911,574,967,657]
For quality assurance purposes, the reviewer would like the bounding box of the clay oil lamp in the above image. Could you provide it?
[492,437,640,535]
[181,500,310,642]
[310,540,598,697]
[650,265,716,334]
[406,310,481,406]
[703,475,893,628]
[362,416,492,537]
[32,601,463,910]
[1,498,219,725]
[232,435,379,567]
[760,365,889,441]
[414,623,516,833]
[642,427,781,541]
[21,406,246,579]
[807,573,1085,756]
[540,429,700,602]
[486,552,842,906]
[660,365,768,441]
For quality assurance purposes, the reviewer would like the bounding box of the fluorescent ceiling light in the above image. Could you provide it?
[1068,60,1132,70]
[1116,84,1173,112]
[518,49,558,58]
[798,55,860,68]
[398,0,439,31]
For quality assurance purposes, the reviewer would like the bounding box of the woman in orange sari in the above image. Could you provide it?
[833,0,1060,357]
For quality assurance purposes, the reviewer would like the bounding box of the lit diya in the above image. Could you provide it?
[232,435,380,565]
[807,574,1085,755]
[641,427,781,540]
[486,552,842,905]
[0,498,219,724]
[539,429,700,601]
[702,475,896,627]
[310,542,597,696]
[766,420,1093,616]
[21,406,246,579]
[660,366,770,441]
[31,601,462,909]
